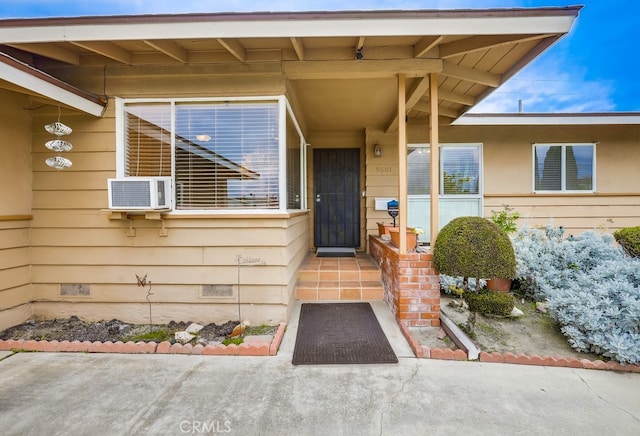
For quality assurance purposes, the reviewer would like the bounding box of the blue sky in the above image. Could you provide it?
[0,0,638,113]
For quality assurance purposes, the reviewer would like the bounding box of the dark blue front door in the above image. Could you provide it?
[314,148,360,248]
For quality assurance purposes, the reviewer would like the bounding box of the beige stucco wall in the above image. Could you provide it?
[364,123,640,242]
[24,67,309,326]
[0,89,34,330]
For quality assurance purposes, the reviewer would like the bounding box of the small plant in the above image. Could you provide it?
[124,329,171,343]
[463,289,515,316]
[222,336,244,346]
[613,226,640,258]
[490,205,520,234]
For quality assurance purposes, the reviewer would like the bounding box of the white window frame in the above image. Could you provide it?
[532,143,596,194]
[115,96,307,214]
[408,143,484,198]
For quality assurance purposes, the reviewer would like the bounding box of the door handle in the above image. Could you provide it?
[315,194,321,203]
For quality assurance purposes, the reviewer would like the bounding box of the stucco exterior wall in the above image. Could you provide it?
[0,89,33,330]
[364,123,640,243]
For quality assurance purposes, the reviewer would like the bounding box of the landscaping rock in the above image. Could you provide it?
[510,307,524,318]
[185,323,204,334]
[174,331,195,344]
[536,302,549,314]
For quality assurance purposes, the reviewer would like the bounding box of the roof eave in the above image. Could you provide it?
[0,7,581,43]
[0,52,106,116]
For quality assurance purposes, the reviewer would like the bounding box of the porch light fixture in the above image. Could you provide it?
[374,143,382,158]
[44,106,73,170]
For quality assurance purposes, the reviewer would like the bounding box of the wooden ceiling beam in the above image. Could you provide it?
[385,76,431,133]
[216,38,246,62]
[412,100,460,119]
[8,43,80,65]
[143,40,188,63]
[290,37,305,61]
[69,41,132,64]
[414,35,443,58]
[284,58,442,80]
[442,61,501,87]
[439,34,553,59]
[438,88,475,106]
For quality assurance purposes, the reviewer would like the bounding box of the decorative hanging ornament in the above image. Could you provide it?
[45,156,73,170]
[44,121,72,136]
[45,139,73,152]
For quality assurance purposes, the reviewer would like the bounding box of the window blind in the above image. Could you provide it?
[174,102,279,209]
[124,103,171,177]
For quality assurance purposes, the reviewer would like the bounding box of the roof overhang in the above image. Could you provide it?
[453,113,640,126]
[0,9,579,42]
[0,7,582,129]
[0,52,106,116]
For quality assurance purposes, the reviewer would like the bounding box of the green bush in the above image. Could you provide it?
[433,216,516,288]
[613,226,640,258]
[463,289,515,316]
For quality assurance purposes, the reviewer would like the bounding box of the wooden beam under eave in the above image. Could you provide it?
[429,72,440,249]
[70,41,132,64]
[283,58,442,80]
[438,89,475,106]
[8,43,80,65]
[216,38,246,62]
[442,61,501,88]
[414,35,444,58]
[398,73,408,254]
[385,76,430,134]
[290,37,304,61]
[413,100,460,119]
[439,34,552,59]
[143,40,188,63]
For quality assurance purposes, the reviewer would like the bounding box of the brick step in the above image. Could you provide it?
[295,282,384,301]
[295,253,384,301]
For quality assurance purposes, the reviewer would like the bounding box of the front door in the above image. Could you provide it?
[314,148,360,248]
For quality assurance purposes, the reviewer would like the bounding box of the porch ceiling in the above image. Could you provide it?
[0,8,580,133]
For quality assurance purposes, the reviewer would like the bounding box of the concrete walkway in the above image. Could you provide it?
[1,301,640,436]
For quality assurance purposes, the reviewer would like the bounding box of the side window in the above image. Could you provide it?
[534,144,595,192]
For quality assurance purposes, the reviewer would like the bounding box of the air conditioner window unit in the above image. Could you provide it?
[108,177,173,210]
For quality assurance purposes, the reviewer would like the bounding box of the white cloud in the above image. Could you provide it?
[471,60,617,114]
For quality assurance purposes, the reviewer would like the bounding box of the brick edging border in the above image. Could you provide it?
[0,322,287,357]
[398,321,640,373]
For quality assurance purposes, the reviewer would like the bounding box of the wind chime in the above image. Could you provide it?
[44,107,73,170]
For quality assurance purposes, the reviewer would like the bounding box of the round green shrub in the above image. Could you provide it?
[613,226,640,258]
[463,289,515,316]
[433,216,516,282]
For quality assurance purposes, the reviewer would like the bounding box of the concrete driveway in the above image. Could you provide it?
[1,349,639,436]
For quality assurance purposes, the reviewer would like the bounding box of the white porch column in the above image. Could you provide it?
[429,72,440,248]
[397,73,408,253]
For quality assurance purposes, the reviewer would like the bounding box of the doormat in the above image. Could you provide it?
[316,247,356,257]
[292,303,398,365]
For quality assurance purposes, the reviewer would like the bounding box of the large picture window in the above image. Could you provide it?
[533,144,595,192]
[119,98,305,211]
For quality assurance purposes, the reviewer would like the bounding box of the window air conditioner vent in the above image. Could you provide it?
[108,177,173,210]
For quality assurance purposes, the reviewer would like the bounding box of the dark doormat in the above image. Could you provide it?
[316,247,356,257]
[292,303,398,365]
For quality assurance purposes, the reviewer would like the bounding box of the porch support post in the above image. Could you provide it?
[429,72,440,248]
[397,73,408,253]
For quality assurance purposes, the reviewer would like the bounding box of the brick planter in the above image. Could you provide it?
[370,235,440,327]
